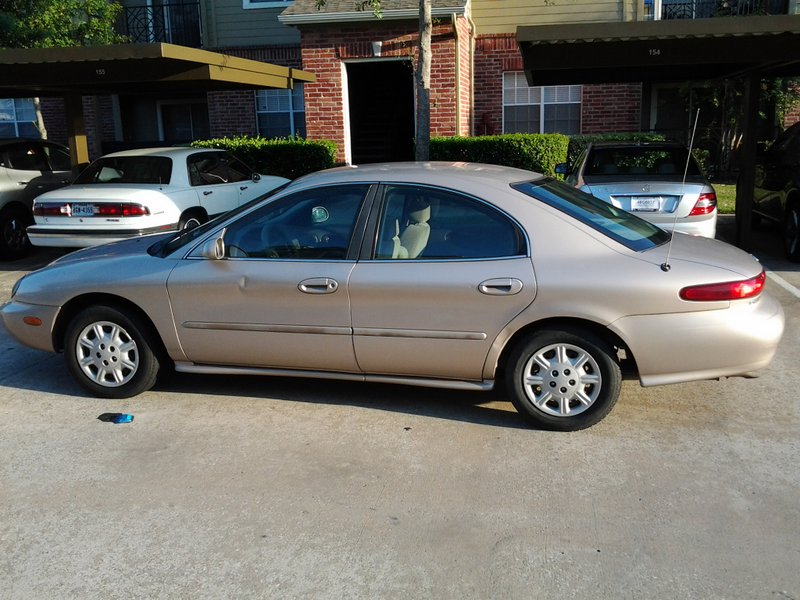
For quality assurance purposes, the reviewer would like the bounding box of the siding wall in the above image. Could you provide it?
[472,0,641,34]
[203,0,299,47]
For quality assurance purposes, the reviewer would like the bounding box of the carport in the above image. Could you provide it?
[517,15,800,249]
[0,42,314,167]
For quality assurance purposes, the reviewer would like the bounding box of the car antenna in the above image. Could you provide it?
[661,108,700,272]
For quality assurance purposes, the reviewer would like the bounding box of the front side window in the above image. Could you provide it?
[512,178,670,251]
[0,98,38,138]
[42,143,72,171]
[503,73,581,135]
[375,185,526,260]
[188,152,252,186]
[223,184,369,260]
[255,84,305,139]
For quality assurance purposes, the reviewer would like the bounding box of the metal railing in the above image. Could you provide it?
[661,0,788,19]
[117,2,202,47]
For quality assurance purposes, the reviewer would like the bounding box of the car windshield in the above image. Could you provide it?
[511,178,671,252]
[583,146,702,178]
[148,181,290,257]
[74,156,173,185]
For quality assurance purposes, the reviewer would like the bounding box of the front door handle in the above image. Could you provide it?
[240,186,249,191]
[298,277,339,294]
[203,190,213,196]
[478,278,523,296]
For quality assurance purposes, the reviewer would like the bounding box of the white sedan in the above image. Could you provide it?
[28,147,288,248]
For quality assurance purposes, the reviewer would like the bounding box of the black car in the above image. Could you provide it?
[0,138,73,260]
[750,122,800,262]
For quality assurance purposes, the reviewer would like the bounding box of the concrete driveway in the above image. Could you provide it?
[1,221,798,599]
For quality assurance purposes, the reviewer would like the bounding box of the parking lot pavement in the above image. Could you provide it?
[1,233,799,599]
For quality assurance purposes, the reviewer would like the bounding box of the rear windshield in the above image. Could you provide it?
[583,146,702,178]
[511,178,671,252]
[74,156,172,185]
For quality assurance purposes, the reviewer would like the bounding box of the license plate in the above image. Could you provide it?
[631,197,660,212]
[71,204,95,217]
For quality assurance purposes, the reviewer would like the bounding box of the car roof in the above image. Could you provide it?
[97,147,224,159]
[290,162,545,190]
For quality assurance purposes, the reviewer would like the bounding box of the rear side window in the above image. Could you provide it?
[3,143,48,171]
[74,156,172,184]
[187,152,253,186]
[512,178,670,252]
[374,184,526,260]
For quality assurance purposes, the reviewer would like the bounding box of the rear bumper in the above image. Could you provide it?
[611,291,785,386]
[28,224,178,248]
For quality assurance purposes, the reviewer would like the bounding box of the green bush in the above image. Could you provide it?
[192,136,338,180]
[430,134,569,176]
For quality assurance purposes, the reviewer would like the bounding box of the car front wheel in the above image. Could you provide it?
[0,205,32,261]
[505,328,621,431]
[784,201,800,262]
[64,306,160,398]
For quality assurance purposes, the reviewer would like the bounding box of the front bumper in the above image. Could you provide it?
[1,300,60,353]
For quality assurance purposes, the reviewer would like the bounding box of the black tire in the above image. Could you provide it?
[0,205,33,261]
[784,201,800,262]
[179,209,206,231]
[505,327,621,431]
[64,306,160,399]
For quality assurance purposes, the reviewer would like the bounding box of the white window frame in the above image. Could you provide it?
[255,84,306,139]
[0,98,38,138]
[243,0,293,8]
[502,73,582,135]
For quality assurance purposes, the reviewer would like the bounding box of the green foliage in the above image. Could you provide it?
[566,133,666,168]
[192,136,338,180]
[430,134,570,176]
[0,0,126,48]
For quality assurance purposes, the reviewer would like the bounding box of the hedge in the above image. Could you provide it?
[430,134,569,176]
[192,136,338,180]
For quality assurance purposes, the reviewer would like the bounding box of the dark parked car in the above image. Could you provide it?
[0,139,73,260]
[750,122,800,261]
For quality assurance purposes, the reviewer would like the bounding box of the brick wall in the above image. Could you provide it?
[474,34,642,136]
[207,45,303,138]
[300,19,469,163]
[581,83,643,133]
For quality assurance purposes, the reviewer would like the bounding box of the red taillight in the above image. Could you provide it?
[689,192,717,216]
[95,204,149,217]
[679,271,766,301]
[33,203,149,217]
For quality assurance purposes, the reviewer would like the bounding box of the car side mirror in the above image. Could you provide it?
[555,163,569,175]
[252,172,261,182]
[198,229,226,260]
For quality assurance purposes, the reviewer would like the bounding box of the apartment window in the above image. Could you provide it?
[0,98,38,138]
[255,84,306,139]
[502,73,581,135]
[243,0,293,8]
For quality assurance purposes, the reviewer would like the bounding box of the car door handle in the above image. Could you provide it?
[17,181,30,186]
[478,278,523,296]
[240,186,249,191]
[298,278,339,294]
[203,190,213,196]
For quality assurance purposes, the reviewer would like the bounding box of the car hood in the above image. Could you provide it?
[50,232,172,265]
[643,232,762,279]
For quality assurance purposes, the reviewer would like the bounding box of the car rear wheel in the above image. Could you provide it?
[64,306,160,398]
[179,210,206,231]
[784,201,800,262]
[0,205,32,261]
[505,328,621,431]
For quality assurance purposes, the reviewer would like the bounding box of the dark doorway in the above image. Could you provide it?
[346,61,415,164]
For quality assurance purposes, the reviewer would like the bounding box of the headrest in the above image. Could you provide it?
[407,198,431,224]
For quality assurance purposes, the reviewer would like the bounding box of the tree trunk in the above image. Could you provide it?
[34,97,47,139]
[415,0,431,161]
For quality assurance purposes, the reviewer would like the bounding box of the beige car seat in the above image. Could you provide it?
[391,200,431,259]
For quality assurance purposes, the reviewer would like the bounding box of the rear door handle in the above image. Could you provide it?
[203,190,213,196]
[478,278,523,296]
[240,186,249,191]
[298,277,339,294]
